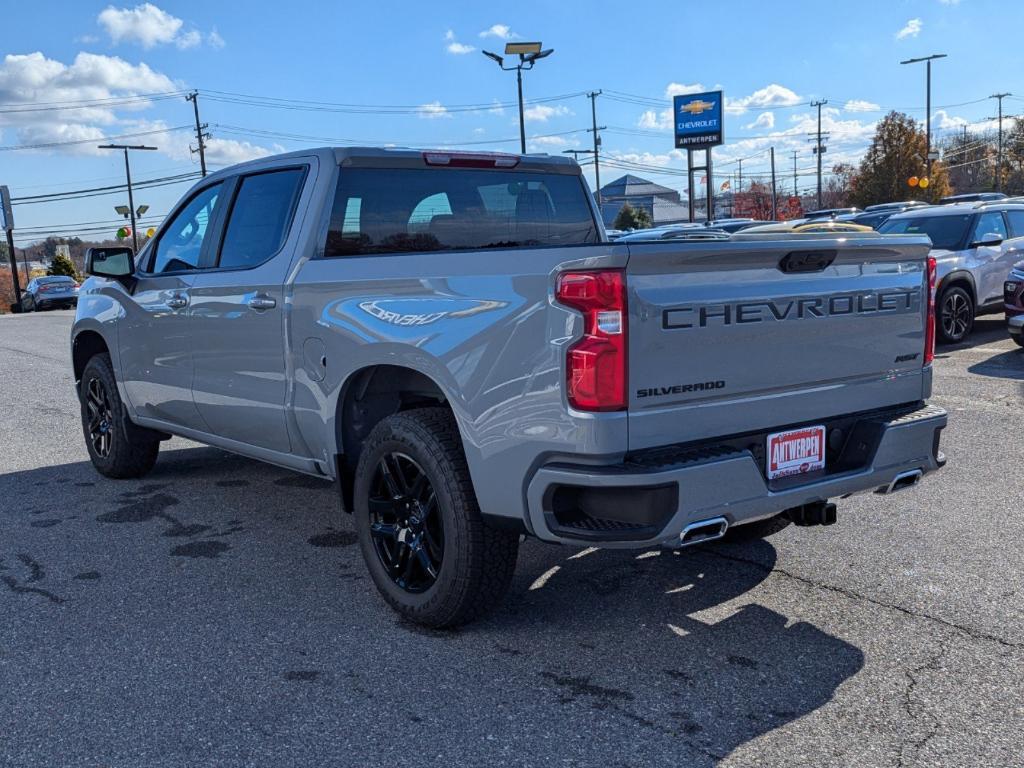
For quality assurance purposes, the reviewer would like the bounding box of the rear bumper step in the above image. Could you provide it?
[527,402,947,548]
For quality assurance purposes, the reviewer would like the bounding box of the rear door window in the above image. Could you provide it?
[971,211,1008,244]
[1003,210,1024,239]
[324,168,598,256]
[218,168,306,269]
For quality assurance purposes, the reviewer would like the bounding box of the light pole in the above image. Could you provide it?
[482,42,554,154]
[900,54,947,182]
[98,144,157,253]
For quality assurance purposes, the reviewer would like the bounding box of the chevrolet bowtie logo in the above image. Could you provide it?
[679,99,715,115]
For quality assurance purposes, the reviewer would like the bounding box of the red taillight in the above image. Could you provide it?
[556,270,627,412]
[924,256,937,365]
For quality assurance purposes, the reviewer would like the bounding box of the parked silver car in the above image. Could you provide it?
[21,275,80,312]
[879,202,1024,343]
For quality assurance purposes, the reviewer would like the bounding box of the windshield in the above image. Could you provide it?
[878,214,972,251]
[38,276,75,283]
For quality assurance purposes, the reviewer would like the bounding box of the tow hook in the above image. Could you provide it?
[785,501,837,527]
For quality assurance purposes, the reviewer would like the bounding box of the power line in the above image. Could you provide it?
[10,172,201,205]
[0,125,192,153]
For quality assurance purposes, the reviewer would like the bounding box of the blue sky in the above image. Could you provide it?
[3,0,1023,243]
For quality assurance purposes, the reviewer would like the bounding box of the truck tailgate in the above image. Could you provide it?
[626,234,933,451]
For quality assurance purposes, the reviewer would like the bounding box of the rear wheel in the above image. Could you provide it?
[353,408,519,627]
[1013,334,1024,348]
[937,285,974,344]
[80,354,159,478]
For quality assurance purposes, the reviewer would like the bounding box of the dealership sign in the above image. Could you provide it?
[673,91,724,149]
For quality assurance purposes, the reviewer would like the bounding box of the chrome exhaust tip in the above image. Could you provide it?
[879,469,924,495]
[679,516,729,547]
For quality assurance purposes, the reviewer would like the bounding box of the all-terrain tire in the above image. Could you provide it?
[353,407,519,628]
[80,353,159,479]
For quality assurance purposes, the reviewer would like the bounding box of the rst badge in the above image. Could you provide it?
[767,425,826,480]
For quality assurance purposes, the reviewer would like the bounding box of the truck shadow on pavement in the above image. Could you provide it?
[3,444,864,766]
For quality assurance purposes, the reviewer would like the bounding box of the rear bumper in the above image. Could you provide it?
[526,402,947,548]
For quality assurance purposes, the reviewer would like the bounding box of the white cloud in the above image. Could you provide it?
[207,29,225,49]
[844,99,880,113]
[98,3,221,49]
[479,24,516,39]
[488,99,505,115]
[934,109,968,130]
[523,104,572,122]
[14,123,108,155]
[745,112,775,130]
[0,51,178,154]
[896,18,923,40]
[938,0,960,5]
[528,135,577,149]
[638,109,671,130]
[204,137,280,165]
[417,101,451,119]
[726,84,802,115]
[664,82,706,98]
[444,29,475,54]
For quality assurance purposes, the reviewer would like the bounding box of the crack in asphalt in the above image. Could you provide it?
[701,548,1024,652]
[896,635,951,768]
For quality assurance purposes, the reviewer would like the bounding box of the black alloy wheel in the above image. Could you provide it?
[85,376,115,459]
[367,452,444,593]
[939,286,973,344]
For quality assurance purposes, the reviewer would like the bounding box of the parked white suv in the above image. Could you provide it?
[880,202,1024,343]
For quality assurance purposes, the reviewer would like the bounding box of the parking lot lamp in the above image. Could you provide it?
[482,43,554,154]
[98,144,158,253]
[900,54,947,182]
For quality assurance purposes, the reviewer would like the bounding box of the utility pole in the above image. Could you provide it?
[770,146,777,220]
[792,150,798,197]
[0,185,21,309]
[990,92,1011,192]
[737,159,743,194]
[586,91,605,207]
[810,99,828,209]
[186,91,208,177]
[900,54,947,181]
[98,144,158,253]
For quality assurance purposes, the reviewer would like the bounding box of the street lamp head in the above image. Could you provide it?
[482,50,504,67]
[505,41,542,56]
[900,53,947,65]
[114,205,130,217]
[525,48,554,63]
[136,205,149,216]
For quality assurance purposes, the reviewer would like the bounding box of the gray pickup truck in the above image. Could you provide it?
[72,147,947,627]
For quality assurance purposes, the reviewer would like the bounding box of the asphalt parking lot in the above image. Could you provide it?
[1,309,1022,768]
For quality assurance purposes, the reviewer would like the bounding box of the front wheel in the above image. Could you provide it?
[80,353,159,478]
[1012,334,1024,349]
[937,285,974,344]
[353,408,519,628]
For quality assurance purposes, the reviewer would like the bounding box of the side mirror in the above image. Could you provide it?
[971,232,1003,248]
[86,246,135,278]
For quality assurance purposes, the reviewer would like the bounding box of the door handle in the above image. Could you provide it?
[247,294,277,311]
[167,294,188,310]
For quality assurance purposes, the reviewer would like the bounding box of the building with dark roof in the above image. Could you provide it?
[597,174,691,226]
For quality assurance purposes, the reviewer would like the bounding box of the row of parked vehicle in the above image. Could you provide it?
[608,191,1024,347]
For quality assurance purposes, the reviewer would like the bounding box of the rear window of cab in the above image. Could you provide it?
[324,167,599,256]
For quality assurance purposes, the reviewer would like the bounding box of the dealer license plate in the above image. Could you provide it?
[766,425,826,480]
